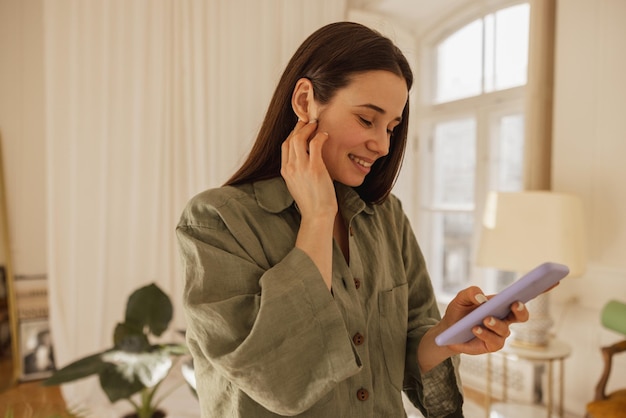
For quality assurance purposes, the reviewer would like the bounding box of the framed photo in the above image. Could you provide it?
[19,318,56,381]
[14,275,49,320]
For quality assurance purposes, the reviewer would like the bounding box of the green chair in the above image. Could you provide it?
[586,300,626,418]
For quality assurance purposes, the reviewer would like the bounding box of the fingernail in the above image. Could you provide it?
[475,294,488,304]
[474,327,483,335]
[516,301,525,311]
[488,317,496,326]
[308,119,317,124]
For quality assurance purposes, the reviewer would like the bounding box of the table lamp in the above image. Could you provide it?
[476,191,587,347]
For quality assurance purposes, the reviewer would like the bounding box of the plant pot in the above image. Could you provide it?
[122,411,166,418]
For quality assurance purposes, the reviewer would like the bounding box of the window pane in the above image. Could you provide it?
[435,212,474,294]
[435,19,482,103]
[493,113,524,191]
[494,4,529,90]
[432,118,476,206]
[484,13,495,92]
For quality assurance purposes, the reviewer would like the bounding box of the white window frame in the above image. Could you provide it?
[411,0,529,300]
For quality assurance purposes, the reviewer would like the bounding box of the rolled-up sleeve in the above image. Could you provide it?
[177,203,361,416]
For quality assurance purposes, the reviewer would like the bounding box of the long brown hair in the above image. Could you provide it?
[225,21,413,204]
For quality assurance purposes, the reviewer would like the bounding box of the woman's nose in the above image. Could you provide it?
[367,128,390,156]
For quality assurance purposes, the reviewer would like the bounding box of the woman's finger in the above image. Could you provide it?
[307,130,329,161]
[481,316,511,339]
[293,120,318,159]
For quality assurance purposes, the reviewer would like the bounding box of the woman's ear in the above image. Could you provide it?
[291,78,318,122]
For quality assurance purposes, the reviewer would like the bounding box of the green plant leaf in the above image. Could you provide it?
[125,283,173,337]
[158,343,189,356]
[99,362,145,403]
[42,352,106,386]
[101,350,173,388]
[114,322,151,352]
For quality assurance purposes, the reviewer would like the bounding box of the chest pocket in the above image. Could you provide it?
[378,282,409,391]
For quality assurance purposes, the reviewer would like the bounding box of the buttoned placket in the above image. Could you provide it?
[346,216,374,410]
[332,187,377,415]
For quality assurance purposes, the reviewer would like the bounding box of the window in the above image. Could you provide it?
[435,3,530,103]
[416,2,530,297]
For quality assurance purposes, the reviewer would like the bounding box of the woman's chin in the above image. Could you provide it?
[337,177,366,188]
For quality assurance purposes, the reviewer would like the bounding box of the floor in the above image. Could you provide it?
[0,352,581,418]
[0,350,490,418]
[0,353,73,417]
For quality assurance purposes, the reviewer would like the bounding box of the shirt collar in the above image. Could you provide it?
[253,177,294,213]
[252,177,374,216]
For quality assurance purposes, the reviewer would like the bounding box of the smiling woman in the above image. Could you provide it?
[177,20,529,418]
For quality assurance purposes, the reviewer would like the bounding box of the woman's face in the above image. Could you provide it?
[315,70,408,187]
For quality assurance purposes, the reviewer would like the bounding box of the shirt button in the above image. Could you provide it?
[356,388,369,401]
[353,278,361,289]
[352,333,365,345]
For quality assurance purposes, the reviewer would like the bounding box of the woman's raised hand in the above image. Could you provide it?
[281,120,336,290]
[281,120,336,220]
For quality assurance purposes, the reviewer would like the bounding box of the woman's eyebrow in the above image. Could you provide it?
[356,103,402,122]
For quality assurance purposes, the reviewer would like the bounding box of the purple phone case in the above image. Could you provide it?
[434,262,570,346]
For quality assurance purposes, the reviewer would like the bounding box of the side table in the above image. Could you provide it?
[485,338,572,418]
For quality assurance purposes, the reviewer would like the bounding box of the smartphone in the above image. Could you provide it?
[434,262,570,346]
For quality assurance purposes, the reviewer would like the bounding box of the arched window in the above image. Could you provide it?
[416,2,530,297]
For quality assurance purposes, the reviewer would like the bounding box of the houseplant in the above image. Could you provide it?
[43,283,188,418]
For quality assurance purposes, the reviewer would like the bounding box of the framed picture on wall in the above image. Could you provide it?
[14,275,49,320]
[19,318,56,381]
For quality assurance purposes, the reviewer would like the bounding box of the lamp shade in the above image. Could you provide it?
[476,191,587,276]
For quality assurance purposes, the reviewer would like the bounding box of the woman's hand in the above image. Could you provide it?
[281,120,336,219]
[418,286,529,372]
[441,286,529,354]
[281,120,336,290]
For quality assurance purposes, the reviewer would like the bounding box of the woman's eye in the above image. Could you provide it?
[359,117,373,127]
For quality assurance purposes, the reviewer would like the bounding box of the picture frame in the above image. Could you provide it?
[14,274,49,320]
[19,317,56,381]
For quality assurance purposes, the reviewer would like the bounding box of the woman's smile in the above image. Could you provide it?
[349,153,374,172]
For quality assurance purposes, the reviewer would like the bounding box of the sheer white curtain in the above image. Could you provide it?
[44,0,346,415]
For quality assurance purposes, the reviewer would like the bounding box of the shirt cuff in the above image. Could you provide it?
[419,356,464,417]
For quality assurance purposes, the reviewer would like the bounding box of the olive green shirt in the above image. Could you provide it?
[177,177,464,417]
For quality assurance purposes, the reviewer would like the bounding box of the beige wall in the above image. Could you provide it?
[551,0,626,414]
[0,0,46,275]
[553,0,626,272]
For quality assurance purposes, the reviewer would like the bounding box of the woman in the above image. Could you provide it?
[177,21,528,417]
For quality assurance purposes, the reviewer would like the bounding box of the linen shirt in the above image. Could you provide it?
[177,177,464,417]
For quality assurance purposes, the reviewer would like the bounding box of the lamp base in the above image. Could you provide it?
[509,292,553,348]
